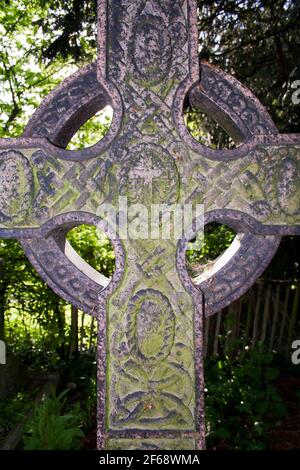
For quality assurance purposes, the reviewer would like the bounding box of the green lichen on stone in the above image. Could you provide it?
[159,78,176,98]
[141,116,159,135]
[106,438,196,450]
[107,238,196,433]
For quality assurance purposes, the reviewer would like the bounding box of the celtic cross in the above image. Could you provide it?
[0,0,299,450]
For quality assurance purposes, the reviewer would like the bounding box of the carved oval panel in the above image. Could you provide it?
[132,16,172,85]
[127,289,175,364]
[119,143,180,205]
[0,150,33,224]
[277,156,299,216]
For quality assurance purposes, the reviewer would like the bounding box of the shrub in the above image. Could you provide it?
[23,389,84,450]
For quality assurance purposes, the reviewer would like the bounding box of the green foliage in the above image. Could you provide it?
[39,0,97,62]
[184,107,236,149]
[66,107,112,150]
[67,224,115,278]
[0,238,68,366]
[0,1,75,137]
[1,0,299,143]
[197,0,300,134]
[0,225,115,364]
[205,344,288,450]
[23,389,84,450]
[0,392,31,433]
[263,236,300,281]
[186,223,236,275]
[62,353,97,430]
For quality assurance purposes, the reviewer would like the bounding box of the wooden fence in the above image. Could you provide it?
[203,280,300,359]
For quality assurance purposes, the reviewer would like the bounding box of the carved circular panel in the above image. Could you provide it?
[131,16,172,85]
[119,144,180,205]
[276,150,299,217]
[0,150,33,224]
[126,289,175,364]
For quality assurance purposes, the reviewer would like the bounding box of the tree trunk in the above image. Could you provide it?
[54,299,66,359]
[0,284,7,342]
[0,259,7,341]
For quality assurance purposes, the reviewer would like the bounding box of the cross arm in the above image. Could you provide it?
[0,137,112,234]
[189,135,300,235]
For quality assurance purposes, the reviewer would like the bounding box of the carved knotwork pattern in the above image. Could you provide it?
[110,287,195,431]
[198,65,277,136]
[23,65,105,145]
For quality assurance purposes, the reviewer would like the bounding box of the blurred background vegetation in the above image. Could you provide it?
[0,0,299,450]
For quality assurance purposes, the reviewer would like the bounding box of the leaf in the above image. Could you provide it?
[265,367,279,381]
[216,427,231,439]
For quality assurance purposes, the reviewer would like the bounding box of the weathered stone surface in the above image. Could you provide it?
[0,151,33,224]
[107,438,196,450]
[0,0,299,450]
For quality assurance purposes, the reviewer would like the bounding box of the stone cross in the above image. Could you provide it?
[0,0,299,450]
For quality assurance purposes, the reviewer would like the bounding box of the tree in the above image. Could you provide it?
[1,1,299,138]
[197,0,300,134]
[0,0,299,357]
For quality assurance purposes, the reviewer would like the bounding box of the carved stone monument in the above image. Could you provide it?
[0,0,299,450]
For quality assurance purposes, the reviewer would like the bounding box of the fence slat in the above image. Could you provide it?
[278,284,290,351]
[213,311,222,356]
[252,283,263,346]
[287,285,300,354]
[204,315,210,358]
[269,284,280,352]
[260,284,271,343]
[205,280,298,359]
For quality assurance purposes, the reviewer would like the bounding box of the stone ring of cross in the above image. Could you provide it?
[0,0,299,450]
